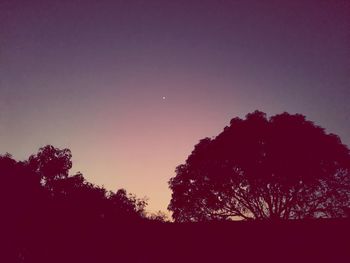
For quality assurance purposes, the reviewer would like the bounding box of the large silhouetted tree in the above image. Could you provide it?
[168,111,350,222]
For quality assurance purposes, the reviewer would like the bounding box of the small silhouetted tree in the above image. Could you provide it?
[148,211,169,222]
[27,145,72,188]
[108,189,148,218]
[168,111,350,221]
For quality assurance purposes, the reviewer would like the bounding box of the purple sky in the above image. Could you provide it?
[1,0,349,213]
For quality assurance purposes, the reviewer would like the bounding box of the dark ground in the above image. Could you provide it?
[3,218,350,263]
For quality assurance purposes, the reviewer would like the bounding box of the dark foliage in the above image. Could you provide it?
[1,145,148,262]
[168,111,350,222]
[1,121,350,262]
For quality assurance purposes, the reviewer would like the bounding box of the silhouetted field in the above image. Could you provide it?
[4,218,349,262]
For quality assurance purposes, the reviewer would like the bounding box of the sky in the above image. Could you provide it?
[1,0,349,214]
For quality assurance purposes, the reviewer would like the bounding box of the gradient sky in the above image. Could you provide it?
[1,0,349,214]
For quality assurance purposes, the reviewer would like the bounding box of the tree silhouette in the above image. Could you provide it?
[1,145,148,230]
[148,210,169,222]
[108,188,148,219]
[1,145,152,261]
[168,111,350,222]
[27,145,72,187]
[1,142,350,261]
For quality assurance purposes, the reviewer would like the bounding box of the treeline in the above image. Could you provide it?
[2,145,349,262]
[0,145,164,262]
[1,145,150,224]
[3,111,350,262]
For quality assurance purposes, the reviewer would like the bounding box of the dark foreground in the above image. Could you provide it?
[3,218,350,263]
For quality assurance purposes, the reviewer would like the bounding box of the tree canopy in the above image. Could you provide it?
[1,145,148,225]
[168,111,350,222]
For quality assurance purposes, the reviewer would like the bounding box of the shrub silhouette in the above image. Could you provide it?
[168,111,350,222]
